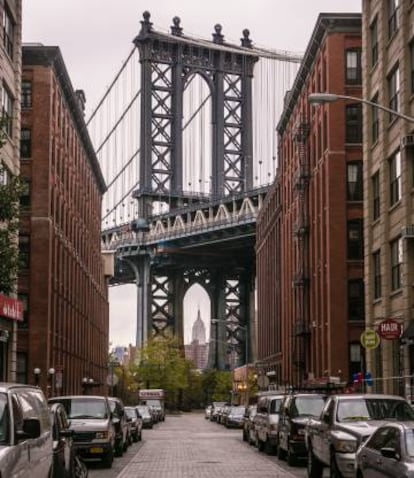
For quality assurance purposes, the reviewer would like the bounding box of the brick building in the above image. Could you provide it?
[256,13,365,387]
[19,45,110,395]
[0,0,22,382]
[362,0,414,396]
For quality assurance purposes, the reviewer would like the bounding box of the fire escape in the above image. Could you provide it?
[292,118,310,385]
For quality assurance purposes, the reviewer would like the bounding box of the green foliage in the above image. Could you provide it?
[132,336,196,409]
[0,168,22,295]
[211,370,233,402]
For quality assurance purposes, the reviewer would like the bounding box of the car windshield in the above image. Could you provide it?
[231,406,245,416]
[137,406,151,418]
[292,396,325,418]
[125,408,136,419]
[405,428,414,456]
[0,393,8,444]
[50,398,108,419]
[270,398,283,414]
[337,398,414,422]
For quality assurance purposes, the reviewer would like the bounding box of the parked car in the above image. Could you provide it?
[124,406,142,442]
[254,393,285,454]
[210,401,227,422]
[137,405,153,428]
[50,402,75,477]
[277,392,325,465]
[220,405,231,425]
[108,397,129,456]
[243,405,257,445]
[225,406,245,428]
[355,421,414,477]
[0,383,53,477]
[49,395,115,468]
[306,393,414,478]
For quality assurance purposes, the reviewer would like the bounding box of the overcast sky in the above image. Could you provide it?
[22,0,362,348]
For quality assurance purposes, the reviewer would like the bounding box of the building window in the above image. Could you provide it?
[371,94,379,143]
[21,81,32,109]
[17,293,29,329]
[389,150,401,206]
[19,178,30,210]
[347,162,363,201]
[346,49,362,84]
[349,343,364,382]
[370,17,378,67]
[20,128,31,158]
[2,6,14,59]
[348,280,364,321]
[347,219,363,260]
[390,237,403,291]
[345,104,362,143]
[1,85,13,137]
[373,250,382,300]
[388,0,400,39]
[18,235,30,270]
[16,353,27,384]
[388,65,400,122]
[372,172,380,220]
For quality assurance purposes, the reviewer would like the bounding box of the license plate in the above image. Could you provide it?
[90,447,104,454]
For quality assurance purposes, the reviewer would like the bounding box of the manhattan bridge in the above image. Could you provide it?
[89,11,301,370]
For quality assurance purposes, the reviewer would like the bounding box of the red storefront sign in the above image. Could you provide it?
[0,294,23,321]
[377,318,403,340]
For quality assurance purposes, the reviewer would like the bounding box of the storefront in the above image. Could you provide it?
[0,293,23,381]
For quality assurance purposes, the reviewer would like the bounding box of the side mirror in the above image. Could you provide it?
[380,447,400,460]
[17,418,41,440]
[59,429,74,439]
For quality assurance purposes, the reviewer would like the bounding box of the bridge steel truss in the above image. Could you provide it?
[109,12,261,370]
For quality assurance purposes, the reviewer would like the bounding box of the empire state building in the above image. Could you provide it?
[185,308,209,369]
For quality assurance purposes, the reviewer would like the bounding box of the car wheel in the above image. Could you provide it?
[264,438,275,455]
[115,440,124,457]
[330,450,343,478]
[138,430,142,441]
[287,441,296,466]
[257,439,265,452]
[242,429,247,441]
[277,441,286,460]
[102,449,114,469]
[307,447,323,478]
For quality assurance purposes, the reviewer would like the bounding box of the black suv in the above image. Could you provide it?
[108,397,129,456]
[277,392,326,466]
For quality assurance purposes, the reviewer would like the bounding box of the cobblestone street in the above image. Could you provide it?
[89,412,312,478]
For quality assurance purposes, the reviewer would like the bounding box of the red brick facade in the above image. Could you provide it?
[18,46,109,395]
[256,14,365,387]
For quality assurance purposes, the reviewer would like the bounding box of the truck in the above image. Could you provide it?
[305,393,414,478]
[138,389,166,422]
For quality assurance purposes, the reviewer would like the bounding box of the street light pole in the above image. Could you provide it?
[308,92,414,123]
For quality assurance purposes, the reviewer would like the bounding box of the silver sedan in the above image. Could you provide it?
[355,421,414,477]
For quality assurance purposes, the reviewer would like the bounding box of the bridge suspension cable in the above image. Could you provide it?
[88,27,301,229]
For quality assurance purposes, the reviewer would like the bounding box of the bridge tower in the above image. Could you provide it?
[122,12,259,370]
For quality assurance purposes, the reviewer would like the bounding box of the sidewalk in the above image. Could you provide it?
[115,412,300,478]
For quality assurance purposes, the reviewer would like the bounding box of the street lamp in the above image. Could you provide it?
[308,92,414,123]
[48,368,55,397]
[33,368,41,386]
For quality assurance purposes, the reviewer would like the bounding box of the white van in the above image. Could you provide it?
[0,383,53,477]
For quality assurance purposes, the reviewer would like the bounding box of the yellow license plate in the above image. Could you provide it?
[90,447,104,454]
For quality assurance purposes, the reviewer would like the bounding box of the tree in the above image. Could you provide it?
[0,166,22,295]
[133,336,196,410]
